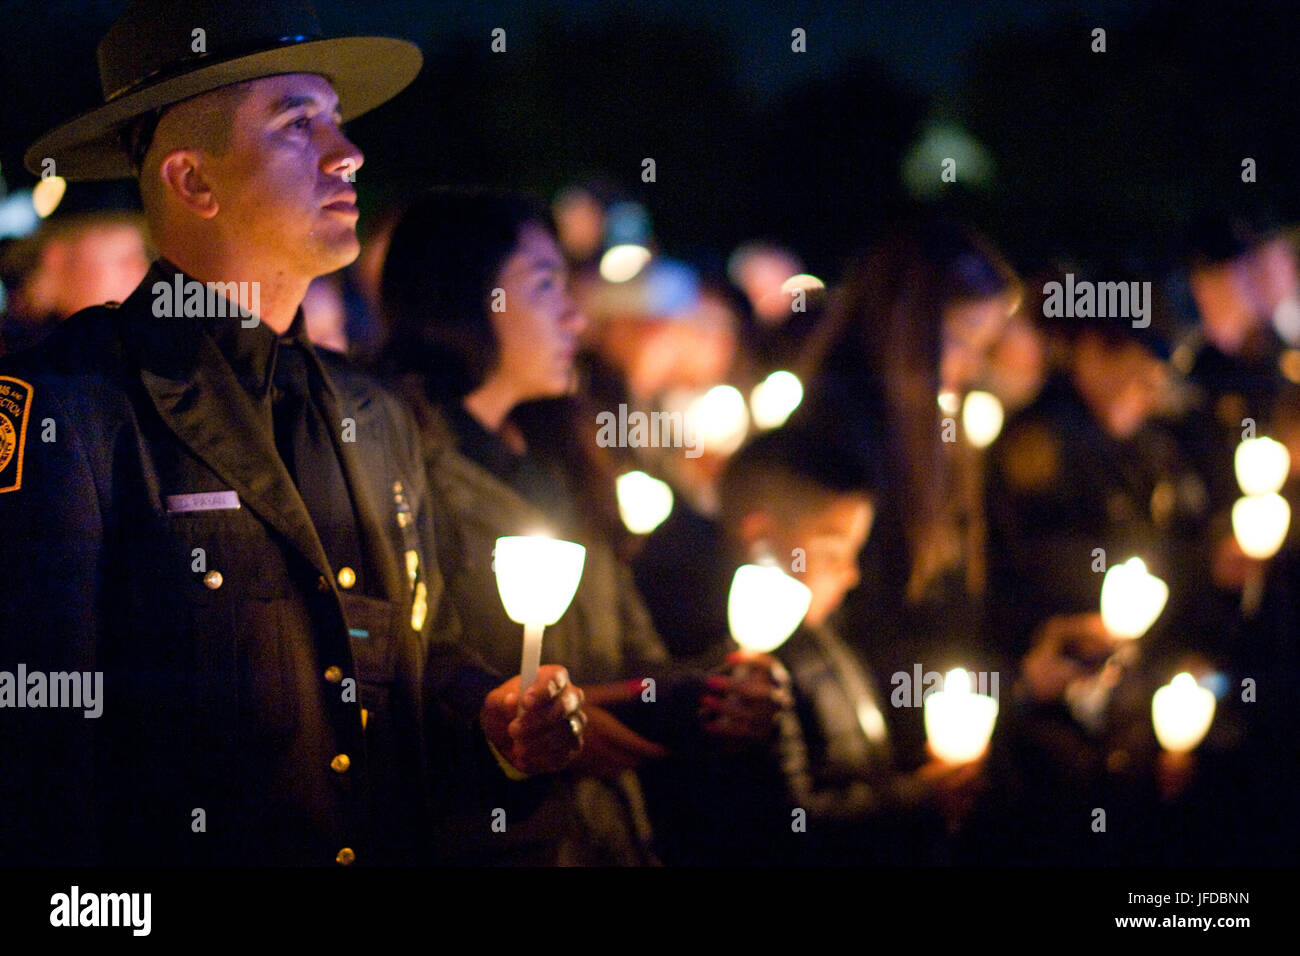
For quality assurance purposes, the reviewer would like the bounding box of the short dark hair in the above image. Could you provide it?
[717,426,876,534]
[121,109,164,175]
[379,189,555,400]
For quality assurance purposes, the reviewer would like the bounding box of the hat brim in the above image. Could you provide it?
[24,35,422,181]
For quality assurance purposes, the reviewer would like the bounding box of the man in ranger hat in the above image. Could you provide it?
[0,0,587,866]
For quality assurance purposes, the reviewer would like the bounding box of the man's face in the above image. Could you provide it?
[1077,333,1168,439]
[1190,258,1256,353]
[200,74,363,279]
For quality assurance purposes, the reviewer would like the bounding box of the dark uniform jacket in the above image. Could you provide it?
[0,261,499,867]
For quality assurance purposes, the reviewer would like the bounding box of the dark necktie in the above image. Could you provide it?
[270,338,365,588]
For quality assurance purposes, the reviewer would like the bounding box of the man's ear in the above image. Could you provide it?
[157,150,219,220]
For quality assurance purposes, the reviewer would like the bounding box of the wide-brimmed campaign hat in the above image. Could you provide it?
[24,0,422,181]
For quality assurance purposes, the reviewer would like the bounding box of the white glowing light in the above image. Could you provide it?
[962,390,1004,449]
[937,390,960,415]
[778,273,825,295]
[924,667,998,763]
[1232,493,1291,560]
[688,384,749,455]
[32,176,66,218]
[1100,557,1168,640]
[599,244,652,283]
[616,470,674,535]
[727,564,812,653]
[1152,672,1216,753]
[493,534,587,691]
[1234,437,1291,496]
[749,370,804,430]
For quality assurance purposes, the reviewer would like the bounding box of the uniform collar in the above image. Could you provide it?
[149,257,308,399]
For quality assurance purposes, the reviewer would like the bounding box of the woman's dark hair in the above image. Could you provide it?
[380,188,554,399]
[795,218,1020,601]
[378,188,626,546]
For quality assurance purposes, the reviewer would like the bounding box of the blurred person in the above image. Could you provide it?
[579,264,743,516]
[379,189,785,865]
[636,426,982,865]
[984,269,1193,661]
[0,211,148,353]
[972,268,1250,866]
[983,286,1048,415]
[1175,212,1296,519]
[0,0,584,867]
[727,241,805,325]
[786,218,1021,764]
[1248,228,1300,344]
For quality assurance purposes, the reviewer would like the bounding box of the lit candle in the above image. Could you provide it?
[750,370,804,430]
[961,390,1005,449]
[688,384,750,456]
[923,668,999,764]
[1234,436,1290,496]
[493,535,587,692]
[616,470,674,535]
[1232,493,1291,560]
[1099,557,1168,640]
[727,563,812,653]
[1151,673,1216,753]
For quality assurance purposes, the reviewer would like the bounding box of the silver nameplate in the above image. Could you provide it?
[165,491,241,513]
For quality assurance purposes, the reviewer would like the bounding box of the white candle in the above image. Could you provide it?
[962,390,1005,449]
[493,535,586,692]
[616,470,674,535]
[750,370,804,430]
[519,622,545,695]
[1232,493,1291,559]
[924,667,999,764]
[1100,557,1168,640]
[1234,436,1290,496]
[1152,673,1216,753]
[727,563,812,653]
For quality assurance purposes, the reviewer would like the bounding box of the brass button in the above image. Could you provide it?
[337,566,356,589]
[331,753,351,774]
[203,570,223,590]
[317,575,330,592]
[336,847,355,866]
[324,666,343,684]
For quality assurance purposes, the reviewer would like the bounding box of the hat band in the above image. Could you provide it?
[105,34,320,103]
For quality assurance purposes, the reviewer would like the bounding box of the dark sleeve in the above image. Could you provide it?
[388,398,566,845]
[0,364,108,864]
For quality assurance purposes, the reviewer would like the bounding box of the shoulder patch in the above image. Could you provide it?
[999,421,1060,493]
[0,375,35,493]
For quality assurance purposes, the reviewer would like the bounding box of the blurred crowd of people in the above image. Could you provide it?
[4,182,1297,867]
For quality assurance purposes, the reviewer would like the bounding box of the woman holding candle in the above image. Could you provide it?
[378,190,786,865]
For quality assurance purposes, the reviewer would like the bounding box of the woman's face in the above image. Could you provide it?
[940,295,1013,393]
[488,223,588,401]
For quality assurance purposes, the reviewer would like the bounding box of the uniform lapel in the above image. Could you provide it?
[120,279,335,583]
[302,345,406,604]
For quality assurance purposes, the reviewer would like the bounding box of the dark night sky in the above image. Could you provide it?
[1,0,1294,275]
